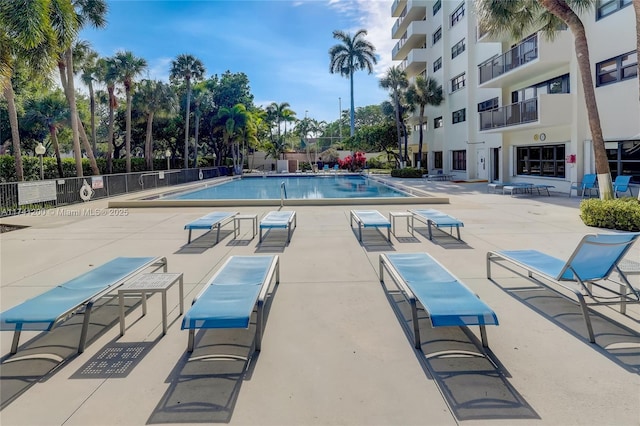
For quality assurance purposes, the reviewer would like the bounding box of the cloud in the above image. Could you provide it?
[329,0,397,77]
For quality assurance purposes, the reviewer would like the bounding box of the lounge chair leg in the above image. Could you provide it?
[256,302,264,352]
[187,329,195,352]
[10,329,21,355]
[576,294,596,343]
[480,325,489,348]
[188,229,192,244]
[410,299,421,349]
[78,302,94,354]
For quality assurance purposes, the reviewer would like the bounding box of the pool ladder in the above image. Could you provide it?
[280,181,287,206]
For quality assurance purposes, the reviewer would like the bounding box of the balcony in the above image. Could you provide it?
[392,20,429,61]
[479,94,572,132]
[391,1,427,39]
[400,48,428,76]
[391,0,406,17]
[478,31,571,88]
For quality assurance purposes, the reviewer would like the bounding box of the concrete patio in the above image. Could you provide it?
[1,177,638,426]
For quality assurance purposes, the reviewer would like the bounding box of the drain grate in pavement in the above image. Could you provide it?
[72,342,153,378]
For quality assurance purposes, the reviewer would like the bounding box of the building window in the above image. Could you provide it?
[606,140,640,184]
[450,3,465,27]
[451,38,465,59]
[452,108,466,124]
[434,151,443,168]
[434,116,443,128]
[516,144,566,178]
[432,27,442,45]
[451,73,466,92]
[511,73,570,102]
[596,0,631,20]
[596,51,638,86]
[433,0,441,15]
[452,150,466,171]
[433,57,442,72]
[478,97,499,112]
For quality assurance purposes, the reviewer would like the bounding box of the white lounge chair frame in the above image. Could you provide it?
[409,209,463,241]
[259,211,297,244]
[184,211,238,244]
[183,255,280,353]
[379,253,498,349]
[350,210,391,243]
[487,233,640,343]
[1,256,168,354]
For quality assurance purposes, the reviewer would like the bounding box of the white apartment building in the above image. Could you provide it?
[391,0,639,192]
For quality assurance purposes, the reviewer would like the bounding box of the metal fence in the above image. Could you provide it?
[0,166,229,218]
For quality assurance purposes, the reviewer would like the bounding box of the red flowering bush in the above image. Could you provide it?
[337,151,366,170]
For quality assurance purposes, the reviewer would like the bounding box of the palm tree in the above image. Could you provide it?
[475,0,613,199]
[329,29,378,137]
[379,66,408,167]
[405,76,444,170]
[1,0,77,181]
[24,91,69,178]
[95,56,119,173]
[216,104,251,174]
[134,79,178,170]
[77,45,100,153]
[114,50,147,173]
[190,83,212,167]
[170,54,206,169]
[57,0,107,177]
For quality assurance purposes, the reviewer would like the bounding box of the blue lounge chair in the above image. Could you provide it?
[350,210,391,243]
[487,233,640,343]
[184,211,238,244]
[379,253,498,349]
[410,209,464,241]
[613,175,633,198]
[181,255,280,352]
[0,256,168,354]
[569,173,598,198]
[259,211,297,244]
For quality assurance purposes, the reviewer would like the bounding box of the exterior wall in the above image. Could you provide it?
[392,0,639,189]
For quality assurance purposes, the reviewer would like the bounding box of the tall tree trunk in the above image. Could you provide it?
[184,80,192,169]
[49,125,64,178]
[64,50,83,177]
[4,83,24,181]
[145,111,155,170]
[417,105,425,170]
[125,89,132,173]
[107,87,116,174]
[89,83,97,152]
[394,92,403,168]
[78,118,100,175]
[539,0,613,199]
[194,111,200,167]
[349,71,355,137]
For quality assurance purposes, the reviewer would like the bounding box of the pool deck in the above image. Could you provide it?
[1,176,639,426]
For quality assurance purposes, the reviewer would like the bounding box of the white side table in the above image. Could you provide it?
[234,214,258,240]
[118,272,184,336]
[389,212,414,237]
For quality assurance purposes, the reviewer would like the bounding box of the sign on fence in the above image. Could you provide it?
[18,181,57,205]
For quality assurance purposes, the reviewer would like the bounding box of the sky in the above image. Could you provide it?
[80,0,397,124]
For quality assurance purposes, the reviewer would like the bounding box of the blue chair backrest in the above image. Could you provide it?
[559,233,640,281]
[613,175,631,190]
[582,174,597,188]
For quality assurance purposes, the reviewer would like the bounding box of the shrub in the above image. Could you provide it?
[580,197,640,231]
[390,167,425,178]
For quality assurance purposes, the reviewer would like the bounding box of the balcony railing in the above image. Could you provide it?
[478,34,538,84]
[479,98,538,130]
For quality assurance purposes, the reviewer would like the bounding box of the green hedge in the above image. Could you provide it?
[390,167,426,178]
[580,198,640,231]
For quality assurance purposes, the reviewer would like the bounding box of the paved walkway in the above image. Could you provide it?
[1,177,639,425]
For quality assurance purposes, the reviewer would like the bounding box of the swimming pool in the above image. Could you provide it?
[167,175,409,200]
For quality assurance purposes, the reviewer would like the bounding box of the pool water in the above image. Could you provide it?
[167,175,410,200]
